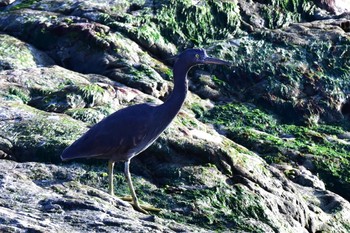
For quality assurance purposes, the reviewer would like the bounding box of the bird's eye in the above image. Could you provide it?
[195,54,200,59]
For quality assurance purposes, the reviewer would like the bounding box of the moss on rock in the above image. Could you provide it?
[0,101,87,162]
[0,34,54,70]
[211,33,350,124]
[155,0,240,47]
[202,102,350,200]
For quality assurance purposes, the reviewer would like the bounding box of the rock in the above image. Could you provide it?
[0,0,350,232]
[1,141,350,232]
[0,159,209,233]
[338,131,350,140]
[0,0,14,7]
[314,0,350,14]
[275,164,326,190]
[238,0,320,29]
[0,101,87,162]
[0,34,54,70]
[0,9,172,98]
[134,116,350,232]
[0,65,163,162]
[189,70,223,100]
[214,16,350,124]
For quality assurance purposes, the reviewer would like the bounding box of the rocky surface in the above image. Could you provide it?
[0,159,210,233]
[0,0,350,232]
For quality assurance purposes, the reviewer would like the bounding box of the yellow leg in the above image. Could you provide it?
[108,159,161,214]
[124,159,149,214]
[108,161,115,196]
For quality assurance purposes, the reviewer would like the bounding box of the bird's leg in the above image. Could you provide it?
[106,160,159,213]
[124,159,148,214]
[108,161,115,196]
[123,160,162,214]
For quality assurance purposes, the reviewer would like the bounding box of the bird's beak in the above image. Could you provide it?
[203,56,231,66]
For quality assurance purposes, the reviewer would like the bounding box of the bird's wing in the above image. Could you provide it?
[61,103,156,161]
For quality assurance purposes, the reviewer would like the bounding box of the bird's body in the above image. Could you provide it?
[62,103,163,162]
[61,49,230,213]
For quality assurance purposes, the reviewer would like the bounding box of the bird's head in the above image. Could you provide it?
[178,48,231,68]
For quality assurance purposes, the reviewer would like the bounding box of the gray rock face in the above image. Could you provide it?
[0,0,14,7]
[314,0,350,14]
[0,0,350,232]
[0,159,209,233]
[0,34,55,70]
[1,148,350,232]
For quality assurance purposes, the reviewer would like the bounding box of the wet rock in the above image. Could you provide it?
[0,0,14,7]
[0,34,54,71]
[0,101,87,162]
[0,9,171,98]
[0,159,209,233]
[314,0,350,14]
[0,0,350,232]
[214,16,350,124]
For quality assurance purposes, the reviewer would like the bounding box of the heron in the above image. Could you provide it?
[61,48,230,213]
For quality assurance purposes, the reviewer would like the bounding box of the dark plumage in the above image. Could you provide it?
[61,48,230,213]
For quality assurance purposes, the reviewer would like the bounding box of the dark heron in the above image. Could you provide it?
[61,48,230,213]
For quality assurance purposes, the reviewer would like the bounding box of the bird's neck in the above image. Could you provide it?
[161,61,190,115]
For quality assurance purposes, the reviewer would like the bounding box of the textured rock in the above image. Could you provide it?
[314,0,350,14]
[0,65,163,162]
[0,0,350,232]
[213,16,350,124]
[0,34,54,70]
[0,0,14,7]
[0,8,172,98]
[0,159,209,233]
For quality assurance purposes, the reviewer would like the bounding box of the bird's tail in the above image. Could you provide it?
[60,144,82,161]
[60,148,71,161]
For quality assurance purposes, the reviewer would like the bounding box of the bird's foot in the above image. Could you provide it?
[132,203,149,214]
[121,196,161,214]
[120,196,132,202]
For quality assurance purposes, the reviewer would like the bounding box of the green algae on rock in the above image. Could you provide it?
[210,30,350,125]
[0,159,211,232]
[0,101,87,162]
[0,34,54,70]
[0,0,350,232]
[155,0,240,47]
[202,102,350,201]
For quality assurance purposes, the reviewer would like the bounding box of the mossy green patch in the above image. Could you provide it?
[101,0,232,48]
[66,106,113,125]
[136,23,163,45]
[28,82,112,113]
[8,87,31,104]
[144,181,272,232]
[9,0,40,11]
[0,34,37,69]
[191,102,206,118]
[212,36,350,124]
[78,83,105,107]
[5,103,86,162]
[204,102,279,133]
[202,102,350,199]
[259,0,317,28]
[129,64,158,81]
[155,0,240,47]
